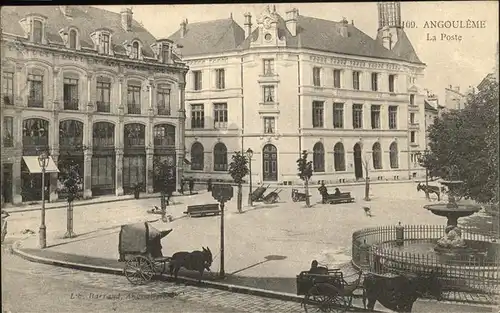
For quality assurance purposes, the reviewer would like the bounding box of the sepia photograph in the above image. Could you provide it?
[1,2,498,313]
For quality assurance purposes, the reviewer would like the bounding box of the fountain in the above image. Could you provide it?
[424,166,483,254]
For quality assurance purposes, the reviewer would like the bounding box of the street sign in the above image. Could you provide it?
[211,184,233,203]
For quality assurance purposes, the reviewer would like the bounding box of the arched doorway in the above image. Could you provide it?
[262,144,277,181]
[353,143,363,179]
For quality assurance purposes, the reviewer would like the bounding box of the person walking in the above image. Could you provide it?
[179,177,185,195]
[1,210,10,244]
[188,178,194,195]
[318,182,328,204]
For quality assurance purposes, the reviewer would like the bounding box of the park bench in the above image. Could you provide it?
[327,192,355,204]
[184,203,221,217]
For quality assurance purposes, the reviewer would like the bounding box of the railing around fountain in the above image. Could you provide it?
[352,225,500,298]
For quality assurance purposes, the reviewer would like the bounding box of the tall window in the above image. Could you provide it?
[389,142,399,168]
[312,101,324,128]
[313,67,321,86]
[333,103,344,128]
[410,131,415,143]
[190,142,204,171]
[2,72,14,105]
[352,104,363,129]
[162,44,170,64]
[334,142,345,171]
[388,106,398,129]
[157,86,171,115]
[352,71,360,90]
[216,69,225,89]
[372,143,382,169]
[69,29,77,49]
[371,105,381,129]
[101,33,110,54]
[96,80,111,113]
[33,20,43,43]
[193,71,202,90]
[371,73,378,91]
[132,41,139,59]
[63,78,79,110]
[214,103,228,129]
[263,86,275,103]
[127,85,141,114]
[409,94,415,106]
[263,59,274,75]
[313,142,325,172]
[3,116,13,147]
[213,142,228,171]
[264,117,275,134]
[333,69,341,88]
[388,74,395,92]
[191,104,204,129]
[27,74,43,107]
[410,113,415,124]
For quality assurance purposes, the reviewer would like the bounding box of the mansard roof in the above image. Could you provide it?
[1,6,159,58]
[167,11,423,65]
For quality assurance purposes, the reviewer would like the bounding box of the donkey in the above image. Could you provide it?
[169,247,213,283]
[416,183,440,201]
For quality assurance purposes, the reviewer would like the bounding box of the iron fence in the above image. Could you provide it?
[352,225,500,297]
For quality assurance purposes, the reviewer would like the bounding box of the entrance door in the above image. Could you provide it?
[3,164,13,203]
[262,144,277,181]
[153,154,176,192]
[21,161,50,202]
[353,143,363,180]
[123,155,146,193]
[91,154,116,196]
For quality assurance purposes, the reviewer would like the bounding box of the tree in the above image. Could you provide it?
[362,155,371,201]
[297,150,313,207]
[426,80,498,206]
[57,153,83,238]
[228,151,249,213]
[153,159,176,214]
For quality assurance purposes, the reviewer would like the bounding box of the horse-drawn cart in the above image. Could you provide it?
[118,222,173,285]
[292,189,311,202]
[251,184,270,202]
[262,188,283,204]
[296,266,362,312]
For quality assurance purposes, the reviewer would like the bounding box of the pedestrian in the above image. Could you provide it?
[207,178,213,192]
[1,210,10,244]
[318,182,328,204]
[188,178,194,195]
[179,177,185,195]
[166,182,175,206]
[334,187,341,197]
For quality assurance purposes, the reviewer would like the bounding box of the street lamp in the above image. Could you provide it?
[417,149,430,200]
[246,148,253,206]
[38,151,49,249]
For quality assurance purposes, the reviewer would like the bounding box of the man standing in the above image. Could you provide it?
[188,178,194,195]
[1,210,10,243]
[318,182,328,204]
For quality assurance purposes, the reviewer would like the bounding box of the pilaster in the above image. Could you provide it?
[49,153,59,202]
[12,156,22,204]
[176,82,186,190]
[86,71,95,112]
[53,66,61,110]
[83,149,92,199]
[115,148,124,196]
[146,146,154,193]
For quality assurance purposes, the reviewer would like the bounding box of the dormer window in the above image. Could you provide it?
[101,33,110,54]
[90,29,113,55]
[69,29,77,49]
[33,20,43,43]
[132,41,139,59]
[162,44,170,64]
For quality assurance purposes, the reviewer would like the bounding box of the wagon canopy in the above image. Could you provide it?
[118,222,172,255]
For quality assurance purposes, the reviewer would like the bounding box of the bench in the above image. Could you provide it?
[183,203,221,217]
[327,192,355,204]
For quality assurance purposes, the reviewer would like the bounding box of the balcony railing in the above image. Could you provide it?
[96,101,110,113]
[158,107,171,116]
[128,105,141,115]
[64,99,79,110]
[28,98,43,108]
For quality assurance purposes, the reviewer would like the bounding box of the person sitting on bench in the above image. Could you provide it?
[309,260,328,275]
[334,188,341,197]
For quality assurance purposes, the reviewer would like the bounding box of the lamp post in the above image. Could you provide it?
[38,151,49,249]
[246,148,253,206]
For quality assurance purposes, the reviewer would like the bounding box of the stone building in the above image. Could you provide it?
[167,2,427,185]
[1,6,188,205]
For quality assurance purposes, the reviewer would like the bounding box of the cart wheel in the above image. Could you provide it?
[292,196,298,202]
[303,285,345,313]
[124,256,155,285]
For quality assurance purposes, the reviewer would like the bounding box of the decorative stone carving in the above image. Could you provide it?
[58,28,69,45]
[122,40,132,57]
[18,18,31,37]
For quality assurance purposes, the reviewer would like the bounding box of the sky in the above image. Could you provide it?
[95,2,498,103]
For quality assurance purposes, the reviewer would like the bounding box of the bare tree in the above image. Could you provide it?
[362,154,371,201]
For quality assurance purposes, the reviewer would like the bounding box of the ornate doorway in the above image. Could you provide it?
[262,144,277,181]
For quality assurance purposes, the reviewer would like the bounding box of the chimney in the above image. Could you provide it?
[381,26,392,49]
[120,8,133,32]
[285,8,298,37]
[339,17,349,37]
[180,19,188,38]
[244,13,252,38]
[59,6,72,17]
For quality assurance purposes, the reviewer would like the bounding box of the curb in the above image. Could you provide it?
[12,239,379,312]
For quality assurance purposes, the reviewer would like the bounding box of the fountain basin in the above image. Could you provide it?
[424,203,482,226]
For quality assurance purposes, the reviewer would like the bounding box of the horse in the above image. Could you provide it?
[362,271,442,312]
[169,246,213,282]
[416,183,440,201]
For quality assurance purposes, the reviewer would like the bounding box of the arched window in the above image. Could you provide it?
[390,142,399,169]
[69,29,77,49]
[23,118,49,148]
[213,142,227,171]
[33,20,43,43]
[313,142,325,172]
[153,124,175,147]
[333,142,345,171]
[372,142,382,169]
[124,123,145,148]
[191,142,204,171]
[132,41,139,59]
[59,120,83,148]
[92,122,115,148]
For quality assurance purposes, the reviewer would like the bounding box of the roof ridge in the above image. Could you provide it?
[187,17,235,27]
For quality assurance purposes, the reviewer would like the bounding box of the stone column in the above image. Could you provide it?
[176,82,186,191]
[12,156,22,204]
[86,71,94,112]
[52,67,61,111]
[15,63,25,107]
[148,78,155,115]
[83,149,92,199]
[49,153,59,202]
[115,148,124,196]
[146,117,154,193]
[117,75,125,115]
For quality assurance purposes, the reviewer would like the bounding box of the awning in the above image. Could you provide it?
[22,156,60,173]
[183,158,191,165]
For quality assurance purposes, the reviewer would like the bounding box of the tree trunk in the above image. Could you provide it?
[237,184,242,213]
[305,179,310,207]
[364,166,370,201]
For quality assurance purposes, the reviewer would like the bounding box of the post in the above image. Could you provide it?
[247,159,253,206]
[64,201,75,238]
[219,201,225,278]
[39,167,47,249]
